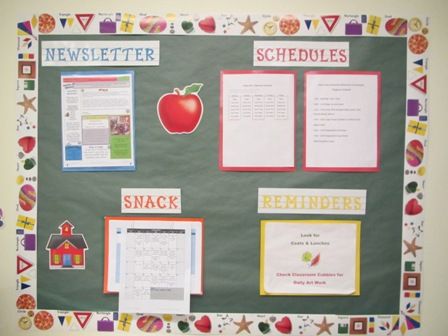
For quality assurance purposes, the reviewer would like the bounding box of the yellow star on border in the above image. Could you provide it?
[404,237,422,257]
[239,15,258,34]
[314,316,334,335]
[17,94,36,113]
[234,315,253,334]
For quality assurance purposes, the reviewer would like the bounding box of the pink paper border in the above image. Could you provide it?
[303,70,381,172]
[219,70,297,172]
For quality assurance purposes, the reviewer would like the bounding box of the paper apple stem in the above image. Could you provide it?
[173,84,203,96]
[183,83,203,95]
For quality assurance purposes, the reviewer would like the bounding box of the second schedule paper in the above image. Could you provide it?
[304,71,381,172]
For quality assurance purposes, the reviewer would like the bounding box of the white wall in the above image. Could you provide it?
[1,1,446,335]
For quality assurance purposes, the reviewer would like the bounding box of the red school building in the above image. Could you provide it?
[45,220,88,269]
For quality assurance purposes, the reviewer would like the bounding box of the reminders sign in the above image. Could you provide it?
[254,41,349,67]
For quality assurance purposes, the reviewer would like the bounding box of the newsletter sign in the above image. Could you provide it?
[42,40,160,66]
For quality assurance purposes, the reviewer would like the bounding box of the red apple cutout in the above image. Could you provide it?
[157,83,204,134]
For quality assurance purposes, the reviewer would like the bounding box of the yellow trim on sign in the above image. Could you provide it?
[260,220,267,295]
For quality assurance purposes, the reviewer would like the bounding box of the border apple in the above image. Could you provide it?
[157,83,204,134]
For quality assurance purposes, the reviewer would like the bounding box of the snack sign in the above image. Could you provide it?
[121,188,181,213]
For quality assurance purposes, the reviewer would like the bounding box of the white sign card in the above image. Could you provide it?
[61,70,136,171]
[42,40,160,66]
[220,70,296,171]
[254,41,350,67]
[121,188,182,213]
[304,71,381,172]
[104,217,204,296]
[118,221,191,314]
[258,188,367,214]
[260,220,361,296]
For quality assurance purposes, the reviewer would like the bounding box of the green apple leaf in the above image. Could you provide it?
[184,83,203,95]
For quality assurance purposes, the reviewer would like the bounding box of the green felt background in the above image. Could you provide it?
[37,34,406,314]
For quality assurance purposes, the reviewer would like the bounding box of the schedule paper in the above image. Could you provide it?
[304,71,381,172]
[220,70,296,171]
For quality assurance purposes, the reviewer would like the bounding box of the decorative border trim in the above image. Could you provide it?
[15,13,428,335]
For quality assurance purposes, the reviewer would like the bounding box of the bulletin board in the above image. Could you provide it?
[15,12,429,335]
